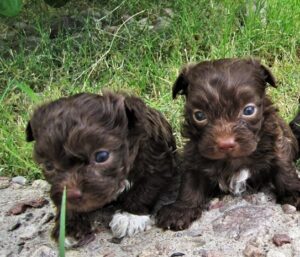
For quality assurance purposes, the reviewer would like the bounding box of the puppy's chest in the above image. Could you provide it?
[216,168,251,196]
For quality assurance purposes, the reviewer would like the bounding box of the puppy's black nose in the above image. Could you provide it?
[217,137,236,152]
[67,189,82,201]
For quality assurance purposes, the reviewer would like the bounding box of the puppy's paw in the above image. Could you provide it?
[109,211,154,238]
[278,195,300,210]
[156,204,202,231]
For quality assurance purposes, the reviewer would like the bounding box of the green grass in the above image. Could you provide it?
[0,0,299,178]
[59,187,66,257]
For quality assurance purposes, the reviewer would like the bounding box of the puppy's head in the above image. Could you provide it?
[173,58,276,160]
[26,93,139,212]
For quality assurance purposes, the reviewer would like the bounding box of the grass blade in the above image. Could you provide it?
[59,187,67,257]
[15,82,39,103]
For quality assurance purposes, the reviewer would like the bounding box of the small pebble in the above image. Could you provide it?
[31,179,51,192]
[243,244,266,257]
[282,204,296,214]
[272,234,291,246]
[12,176,27,186]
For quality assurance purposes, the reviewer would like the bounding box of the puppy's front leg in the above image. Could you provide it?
[109,176,163,238]
[52,210,95,247]
[272,160,300,209]
[156,170,210,231]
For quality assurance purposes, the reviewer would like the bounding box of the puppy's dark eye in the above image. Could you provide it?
[194,111,206,121]
[243,105,256,116]
[95,151,110,163]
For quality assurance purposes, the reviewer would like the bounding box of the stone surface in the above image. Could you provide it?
[243,244,266,257]
[266,249,286,257]
[12,176,27,185]
[31,179,51,192]
[30,245,57,257]
[212,204,273,239]
[0,176,10,189]
[272,234,292,247]
[1,184,300,256]
[282,204,297,214]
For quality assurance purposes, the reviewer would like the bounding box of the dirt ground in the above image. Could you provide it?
[1,177,300,257]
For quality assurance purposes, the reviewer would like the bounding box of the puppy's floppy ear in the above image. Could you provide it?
[172,65,190,99]
[124,96,143,130]
[26,121,35,142]
[259,63,276,88]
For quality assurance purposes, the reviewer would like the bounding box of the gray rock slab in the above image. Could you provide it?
[1,182,300,256]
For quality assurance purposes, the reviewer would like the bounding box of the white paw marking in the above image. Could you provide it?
[229,168,250,196]
[109,211,153,238]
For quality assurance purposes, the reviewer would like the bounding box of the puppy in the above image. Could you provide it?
[26,92,177,246]
[156,58,300,231]
[290,102,300,160]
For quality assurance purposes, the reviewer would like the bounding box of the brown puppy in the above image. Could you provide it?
[290,102,300,160]
[156,58,300,231]
[26,92,177,246]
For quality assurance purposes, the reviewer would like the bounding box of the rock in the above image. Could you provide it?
[20,225,38,240]
[7,197,48,215]
[10,183,23,189]
[12,176,27,186]
[30,245,57,257]
[0,177,10,189]
[292,239,300,256]
[31,179,51,192]
[243,244,266,257]
[266,250,286,257]
[213,205,273,239]
[281,204,296,214]
[209,198,223,210]
[7,202,27,215]
[272,234,291,246]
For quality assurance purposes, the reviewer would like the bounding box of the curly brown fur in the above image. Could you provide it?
[290,103,300,160]
[157,58,300,231]
[26,92,177,244]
